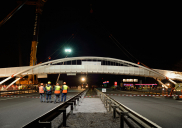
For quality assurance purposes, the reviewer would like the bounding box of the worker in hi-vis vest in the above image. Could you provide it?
[39,83,45,102]
[54,83,62,104]
[61,82,68,102]
[45,81,52,103]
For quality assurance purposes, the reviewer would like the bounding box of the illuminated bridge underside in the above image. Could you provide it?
[2,65,163,78]
[0,66,181,81]
[0,56,182,81]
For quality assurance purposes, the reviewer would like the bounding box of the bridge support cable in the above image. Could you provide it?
[56,73,61,84]
[0,0,29,27]
[109,36,135,63]
[141,62,177,88]
[110,34,140,63]
[168,79,177,85]
[109,34,176,87]
[88,14,171,85]
[156,79,168,88]
[6,78,21,89]
[0,76,12,85]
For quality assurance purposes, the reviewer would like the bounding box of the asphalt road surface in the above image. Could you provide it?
[102,89,182,128]
[0,89,83,128]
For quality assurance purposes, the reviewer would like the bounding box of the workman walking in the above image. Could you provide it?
[61,82,68,102]
[45,81,52,103]
[39,83,45,102]
[54,83,62,104]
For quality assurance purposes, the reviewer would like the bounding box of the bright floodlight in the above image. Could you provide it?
[82,78,85,81]
[65,49,71,52]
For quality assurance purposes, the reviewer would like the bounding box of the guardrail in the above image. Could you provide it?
[22,89,88,128]
[0,89,37,96]
[95,88,161,128]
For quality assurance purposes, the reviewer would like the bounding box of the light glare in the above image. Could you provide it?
[65,49,71,52]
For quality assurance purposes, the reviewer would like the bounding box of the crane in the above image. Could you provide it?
[0,0,47,85]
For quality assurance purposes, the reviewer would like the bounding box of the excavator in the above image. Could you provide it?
[0,0,47,85]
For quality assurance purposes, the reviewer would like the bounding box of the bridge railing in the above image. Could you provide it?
[22,89,88,128]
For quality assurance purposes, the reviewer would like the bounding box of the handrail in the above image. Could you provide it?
[95,88,162,128]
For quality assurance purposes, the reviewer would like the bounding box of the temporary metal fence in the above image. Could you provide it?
[95,88,162,128]
[22,89,88,128]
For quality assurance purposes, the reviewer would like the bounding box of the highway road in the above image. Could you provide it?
[1,88,182,128]
[0,89,83,128]
[102,89,182,128]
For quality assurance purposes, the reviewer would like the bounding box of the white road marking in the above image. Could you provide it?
[177,101,182,102]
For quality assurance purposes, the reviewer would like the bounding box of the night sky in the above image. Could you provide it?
[0,1,181,85]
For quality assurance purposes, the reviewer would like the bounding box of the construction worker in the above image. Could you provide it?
[39,83,45,102]
[61,82,68,102]
[15,85,18,90]
[3,85,6,90]
[54,83,61,104]
[1,85,4,91]
[45,81,52,103]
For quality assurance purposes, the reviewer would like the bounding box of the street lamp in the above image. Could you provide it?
[82,78,85,81]
[65,49,71,53]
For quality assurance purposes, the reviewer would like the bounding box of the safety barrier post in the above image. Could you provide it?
[59,108,67,127]
[115,108,129,128]
[105,98,107,107]
[106,99,111,111]
[120,112,128,128]
[108,101,112,112]
[67,102,74,115]
[111,104,118,119]
[73,100,77,111]
[103,95,105,105]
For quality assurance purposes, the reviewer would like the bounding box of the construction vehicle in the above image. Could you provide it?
[0,0,47,84]
[162,83,182,100]
[171,83,182,100]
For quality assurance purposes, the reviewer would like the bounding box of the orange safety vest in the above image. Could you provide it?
[39,86,44,93]
[54,85,61,94]
[62,85,68,93]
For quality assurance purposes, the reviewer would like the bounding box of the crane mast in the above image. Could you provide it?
[17,0,47,84]
[28,0,47,84]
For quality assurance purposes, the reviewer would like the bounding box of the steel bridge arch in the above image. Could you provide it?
[0,56,170,89]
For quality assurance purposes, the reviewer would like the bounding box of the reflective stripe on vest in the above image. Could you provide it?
[54,85,61,94]
[62,85,68,93]
[46,86,51,91]
[39,86,44,93]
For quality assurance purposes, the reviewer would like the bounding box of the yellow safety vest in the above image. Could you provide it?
[62,85,68,93]
[46,86,51,91]
[54,85,61,94]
